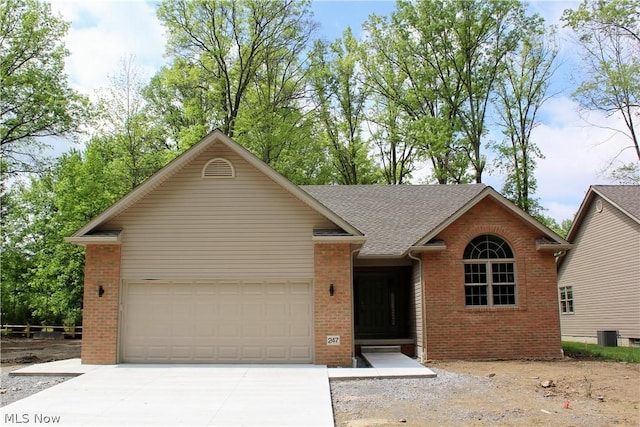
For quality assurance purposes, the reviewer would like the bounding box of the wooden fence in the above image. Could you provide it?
[1,324,82,339]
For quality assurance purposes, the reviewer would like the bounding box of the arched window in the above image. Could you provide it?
[463,235,516,307]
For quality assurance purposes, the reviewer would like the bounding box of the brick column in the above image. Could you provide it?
[314,243,353,367]
[81,244,121,364]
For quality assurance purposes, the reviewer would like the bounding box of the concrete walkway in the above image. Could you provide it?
[328,350,437,379]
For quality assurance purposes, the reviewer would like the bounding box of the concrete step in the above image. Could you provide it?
[360,345,401,353]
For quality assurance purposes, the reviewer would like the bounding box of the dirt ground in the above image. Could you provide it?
[1,338,638,426]
[334,358,640,427]
[1,337,81,367]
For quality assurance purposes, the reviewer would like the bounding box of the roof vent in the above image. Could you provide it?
[202,158,235,178]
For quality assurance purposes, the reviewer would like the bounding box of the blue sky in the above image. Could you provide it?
[47,0,637,223]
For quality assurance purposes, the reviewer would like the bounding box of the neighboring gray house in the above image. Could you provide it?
[557,185,640,346]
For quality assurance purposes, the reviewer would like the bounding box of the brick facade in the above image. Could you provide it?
[313,242,353,367]
[422,197,562,360]
[81,244,121,364]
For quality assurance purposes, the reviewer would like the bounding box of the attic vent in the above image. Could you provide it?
[202,158,235,178]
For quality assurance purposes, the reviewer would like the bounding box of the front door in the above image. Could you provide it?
[354,269,409,339]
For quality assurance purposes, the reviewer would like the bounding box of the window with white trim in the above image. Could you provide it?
[464,235,516,307]
[559,286,574,314]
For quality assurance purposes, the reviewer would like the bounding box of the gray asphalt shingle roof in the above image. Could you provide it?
[593,185,640,221]
[301,184,486,256]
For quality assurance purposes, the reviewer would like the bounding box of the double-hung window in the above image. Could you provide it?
[464,235,516,307]
[559,286,574,314]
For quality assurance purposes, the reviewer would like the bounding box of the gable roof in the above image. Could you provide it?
[302,185,570,257]
[67,129,363,243]
[566,185,640,242]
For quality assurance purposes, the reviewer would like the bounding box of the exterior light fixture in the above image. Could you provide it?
[329,283,335,296]
[98,285,105,297]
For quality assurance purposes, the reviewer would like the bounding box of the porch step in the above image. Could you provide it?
[360,345,401,353]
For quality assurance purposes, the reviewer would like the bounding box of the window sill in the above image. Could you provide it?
[463,305,522,312]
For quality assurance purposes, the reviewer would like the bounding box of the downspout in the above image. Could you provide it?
[408,251,426,363]
[351,246,361,368]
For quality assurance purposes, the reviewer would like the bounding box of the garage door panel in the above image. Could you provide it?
[267,323,287,337]
[291,346,312,360]
[122,281,313,363]
[217,324,240,337]
[241,324,263,338]
[218,303,240,318]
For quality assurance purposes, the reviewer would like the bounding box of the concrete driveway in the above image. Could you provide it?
[1,365,334,426]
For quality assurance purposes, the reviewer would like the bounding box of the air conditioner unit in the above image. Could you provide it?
[596,330,618,347]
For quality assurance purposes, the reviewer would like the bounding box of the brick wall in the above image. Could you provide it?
[422,197,562,360]
[314,243,353,367]
[81,244,121,364]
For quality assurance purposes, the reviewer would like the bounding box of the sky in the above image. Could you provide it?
[46,0,638,223]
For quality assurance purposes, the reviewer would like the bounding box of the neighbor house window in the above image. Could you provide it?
[464,235,516,307]
[559,286,574,314]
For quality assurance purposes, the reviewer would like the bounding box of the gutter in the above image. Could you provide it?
[351,246,361,368]
[407,250,426,364]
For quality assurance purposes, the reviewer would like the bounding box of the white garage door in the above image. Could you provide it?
[121,281,313,363]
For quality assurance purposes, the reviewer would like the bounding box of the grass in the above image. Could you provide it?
[563,341,640,363]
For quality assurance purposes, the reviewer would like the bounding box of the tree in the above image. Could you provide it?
[0,143,129,325]
[406,0,529,183]
[359,14,428,184]
[152,0,331,183]
[310,29,380,184]
[156,0,316,138]
[493,21,558,215]
[563,0,640,181]
[0,0,88,173]
[362,0,531,184]
[143,60,217,153]
[96,56,168,190]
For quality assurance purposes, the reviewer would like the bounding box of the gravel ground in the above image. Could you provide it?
[0,367,71,407]
[330,367,487,426]
[331,367,479,410]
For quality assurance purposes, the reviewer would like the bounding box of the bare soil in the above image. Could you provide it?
[1,337,81,367]
[333,358,640,427]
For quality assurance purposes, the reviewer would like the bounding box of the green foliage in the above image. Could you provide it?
[361,0,534,184]
[95,56,171,190]
[537,216,573,239]
[0,142,137,325]
[151,0,329,183]
[0,0,89,173]
[359,13,428,184]
[563,341,640,363]
[493,21,558,215]
[562,0,640,163]
[609,162,640,184]
[310,29,381,184]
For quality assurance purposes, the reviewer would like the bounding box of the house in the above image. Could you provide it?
[557,185,640,347]
[67,130,571,366]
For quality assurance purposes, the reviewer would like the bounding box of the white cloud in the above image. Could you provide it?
[532,96,637,221]
[50,0,166,95]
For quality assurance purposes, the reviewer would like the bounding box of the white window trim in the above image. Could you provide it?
[559,286,574,314]
[464,259,518,308]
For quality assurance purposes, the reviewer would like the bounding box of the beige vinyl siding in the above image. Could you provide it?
[558,195,640,340]
[102,143,336,280]
[411,260,424,360]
